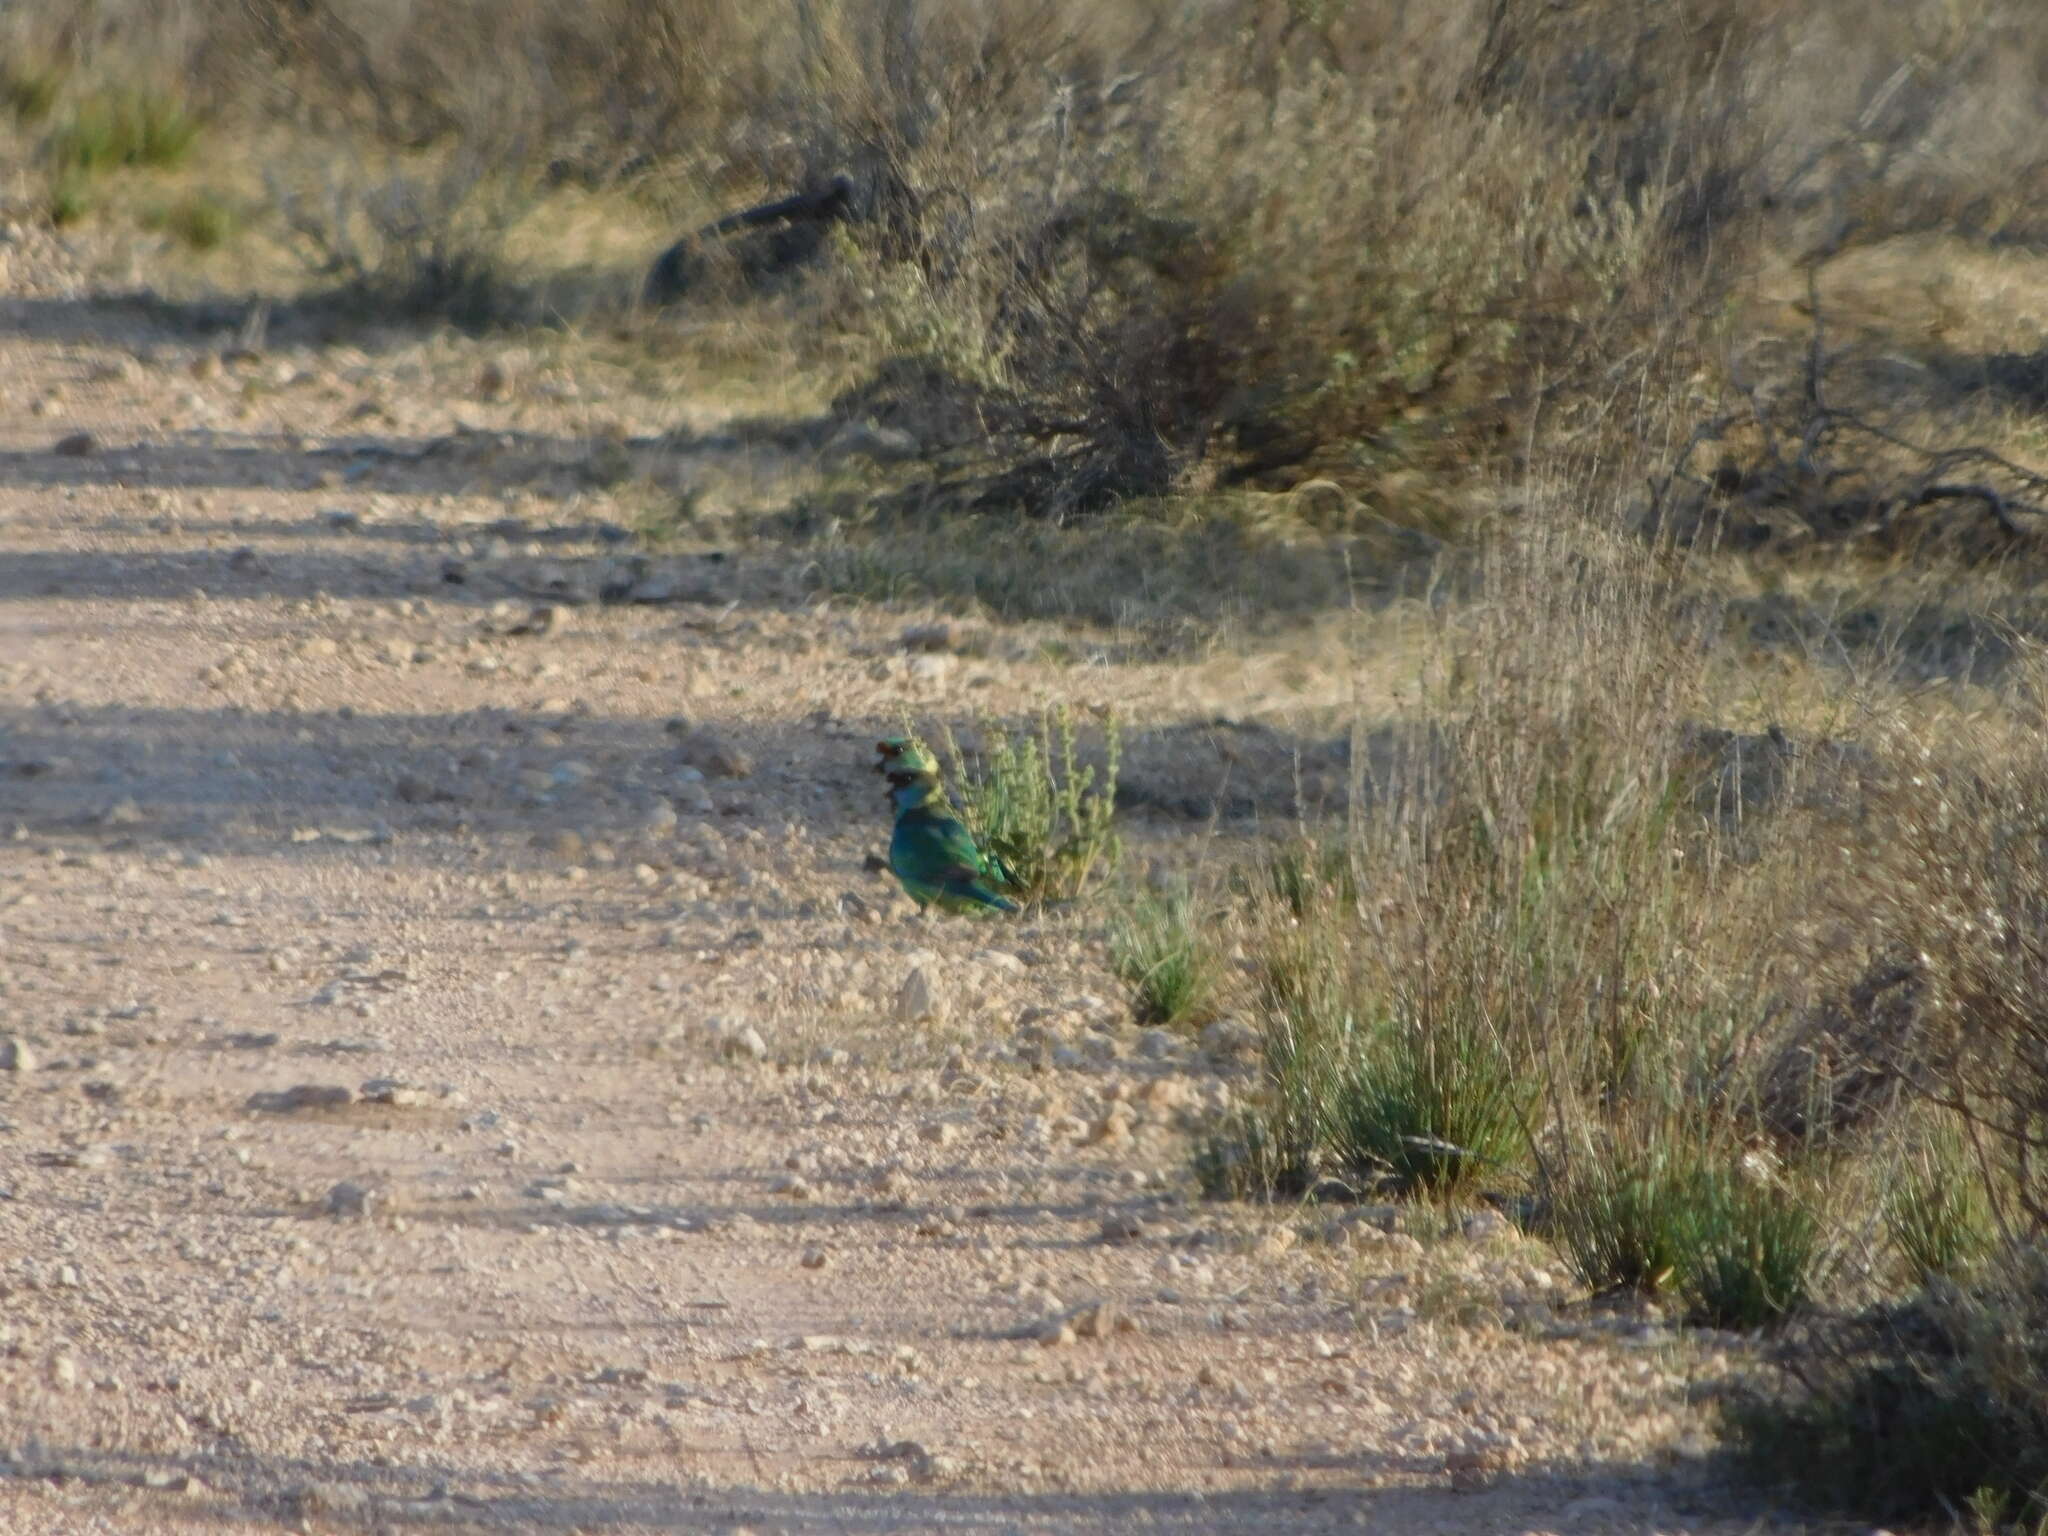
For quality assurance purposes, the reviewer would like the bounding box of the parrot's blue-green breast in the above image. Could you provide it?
[885,774,1019,914]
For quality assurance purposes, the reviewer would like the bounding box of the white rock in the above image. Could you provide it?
[1034,1318,1076,1347]
[894,967,943,1024]
[358,1078,428,1107]
[706,1017,769,1062]
[635,797,678,837]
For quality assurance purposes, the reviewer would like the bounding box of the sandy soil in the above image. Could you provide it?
[0,220,1822,1535]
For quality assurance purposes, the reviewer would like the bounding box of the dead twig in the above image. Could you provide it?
[1651,277,2048,548]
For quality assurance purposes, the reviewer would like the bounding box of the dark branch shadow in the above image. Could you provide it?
[1923,345,2048,414]
[0,1440,1780,1533]
[0,420,834,504]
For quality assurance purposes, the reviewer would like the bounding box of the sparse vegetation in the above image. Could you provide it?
[264,152,536,326]
[4,0,2048,1525]
[937,708,1120,903]
[145,191,237,252]
[1729,1243,2048,1525]
[46,169,92,227]
[1194,520,1858,1333]
[1262,838,1359,920]
[45,87,198,175]
[1550,1138,1824,1329]
[1111,880,1218,1028]
[1886,1118,1998,1285]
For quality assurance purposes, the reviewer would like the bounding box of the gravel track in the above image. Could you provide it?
[0,237,1811,1535]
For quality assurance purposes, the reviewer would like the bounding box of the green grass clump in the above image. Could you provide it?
[1686,1170,1825,1330]
[47,169,91,226]
[47,88,199,175]
[1549,1136,1822,1329]
[1549,1141,1706,1297]
[1195,924,1344,1200]
[940,708,1120,902]
[144,191,237,251]
[1264,837,1359,916]
[1111,881,1219,1027]
[1202,916,1535,1202]
[1325,1005,1532,1199]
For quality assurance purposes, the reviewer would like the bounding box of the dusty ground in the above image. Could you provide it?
[0,219,1822,1535]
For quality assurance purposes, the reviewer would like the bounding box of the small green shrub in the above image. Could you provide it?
[46,169,90,226]
[940,708,1120,902]
[1550,1139,1710,1298]
[1111,881,1219,1027]
[1686,1171,1823,1330]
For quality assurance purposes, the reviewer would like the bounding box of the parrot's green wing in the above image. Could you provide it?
[892,808,1020,913]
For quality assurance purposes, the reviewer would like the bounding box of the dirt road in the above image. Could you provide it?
[0,233,1798,1534]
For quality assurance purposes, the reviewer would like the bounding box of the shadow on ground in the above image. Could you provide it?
[0,1441,1777,1533]
[0,275,650,356]
[0,697,1386,869]
[1723,587,2043,686]
[0,417,832,505]
[0,681,1901,875]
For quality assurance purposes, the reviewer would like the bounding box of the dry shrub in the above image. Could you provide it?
[1732,1243,2048,1523]
[10,0,2042,439]
[1847,682,2048,1234]
[843,2,1755,520]
[262,148,546,326]
[1640,288,2048,562]
[1722,660,2048,1521]
[838,0,2048,519]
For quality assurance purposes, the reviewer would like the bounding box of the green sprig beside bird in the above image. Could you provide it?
[874,736,1021,914]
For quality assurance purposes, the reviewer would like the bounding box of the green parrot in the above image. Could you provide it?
[874,736,1022,891]
[884,770,1020,914]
